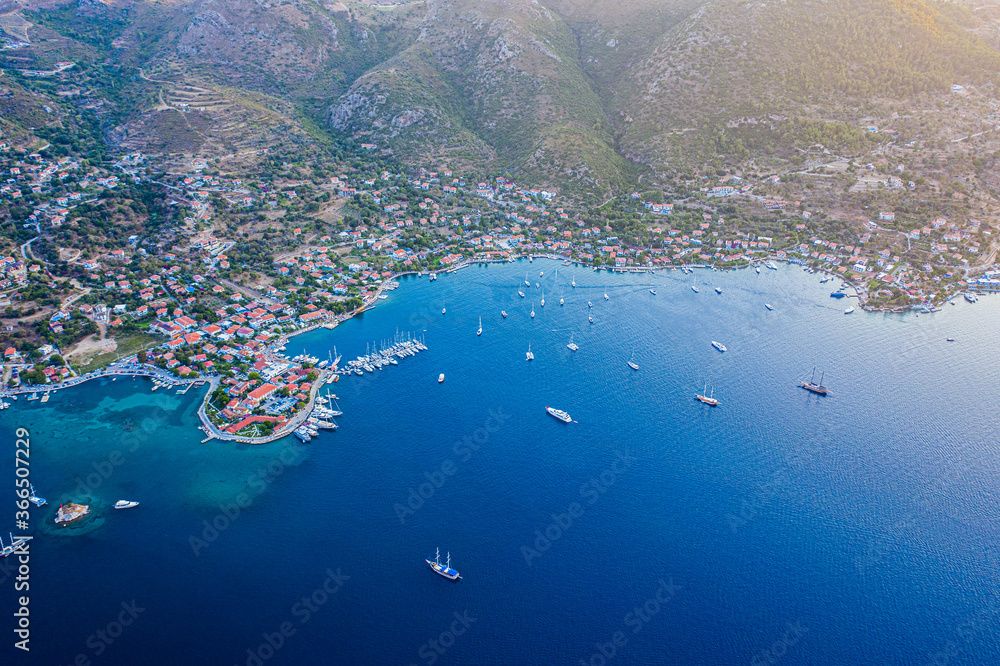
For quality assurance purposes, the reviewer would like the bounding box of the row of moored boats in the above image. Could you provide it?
[343,338,428,376]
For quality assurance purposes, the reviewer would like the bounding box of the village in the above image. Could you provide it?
[2,116,999,441]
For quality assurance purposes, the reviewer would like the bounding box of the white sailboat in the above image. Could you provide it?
[567,334,579,352]
[426,547,461,580]
[530,303,535,318]
[628,350,639,371]
[477,317,482,336]
[540,291,545,307]
[526,344,534,361]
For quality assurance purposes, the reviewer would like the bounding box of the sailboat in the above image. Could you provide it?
[800,367,828,395]
[560,297,564,306]
[442,305,446,315]
[691,284,699,293]
[572,280,576,287]
[526,344,534,361]
[628,351,639,371]
[530,304,535,318]
[477,317,482,336]
[695,382,719,406]
[27,484,46,507]
[525,275,531,287]
[604,292,609,301]
[540,291,545,307]
[540,271,544,277]
[567,334,579,352]
[502,310,508,318]
[518,290,525,298]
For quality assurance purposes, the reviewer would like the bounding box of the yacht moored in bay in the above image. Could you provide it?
[546,406,572,423]
[426,548,461,580]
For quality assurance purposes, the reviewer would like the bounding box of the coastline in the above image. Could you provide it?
[4,252,981,443]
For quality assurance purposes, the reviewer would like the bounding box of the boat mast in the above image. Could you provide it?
[810,366,817,385]
[819,370,825,387]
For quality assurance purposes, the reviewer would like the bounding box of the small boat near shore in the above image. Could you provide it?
[1,533,31,558]
[844,306,855,314]
[28,485,46,507]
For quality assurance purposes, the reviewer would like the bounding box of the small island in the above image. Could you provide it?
[55,503,91,527]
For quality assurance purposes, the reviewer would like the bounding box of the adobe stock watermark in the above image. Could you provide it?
[920,594,1000,666]
[409,610,477,666]
[725,448,813,534]
[855,455,974,577]
[190,439,309,556]
[577,577,681,666]
[57,599,145,666]
[394,407,511,525]
[521,450,633,567]
[407,290,454,330]
[750,620,808,666]
[235,567,349,666]
[56,409,169,507]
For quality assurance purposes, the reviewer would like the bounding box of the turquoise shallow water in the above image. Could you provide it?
[4,259,1000,665]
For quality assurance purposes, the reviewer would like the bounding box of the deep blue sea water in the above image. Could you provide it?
[4,259,1000,665]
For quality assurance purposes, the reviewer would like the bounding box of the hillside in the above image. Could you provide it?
[614,0,1000,171]
[327,0,637,198]
[3,0,1000,192]
[325,0,1000,191]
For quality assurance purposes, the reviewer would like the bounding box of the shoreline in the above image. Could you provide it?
[4,253,982,443]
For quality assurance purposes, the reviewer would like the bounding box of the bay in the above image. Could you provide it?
[4,258,1000,665]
